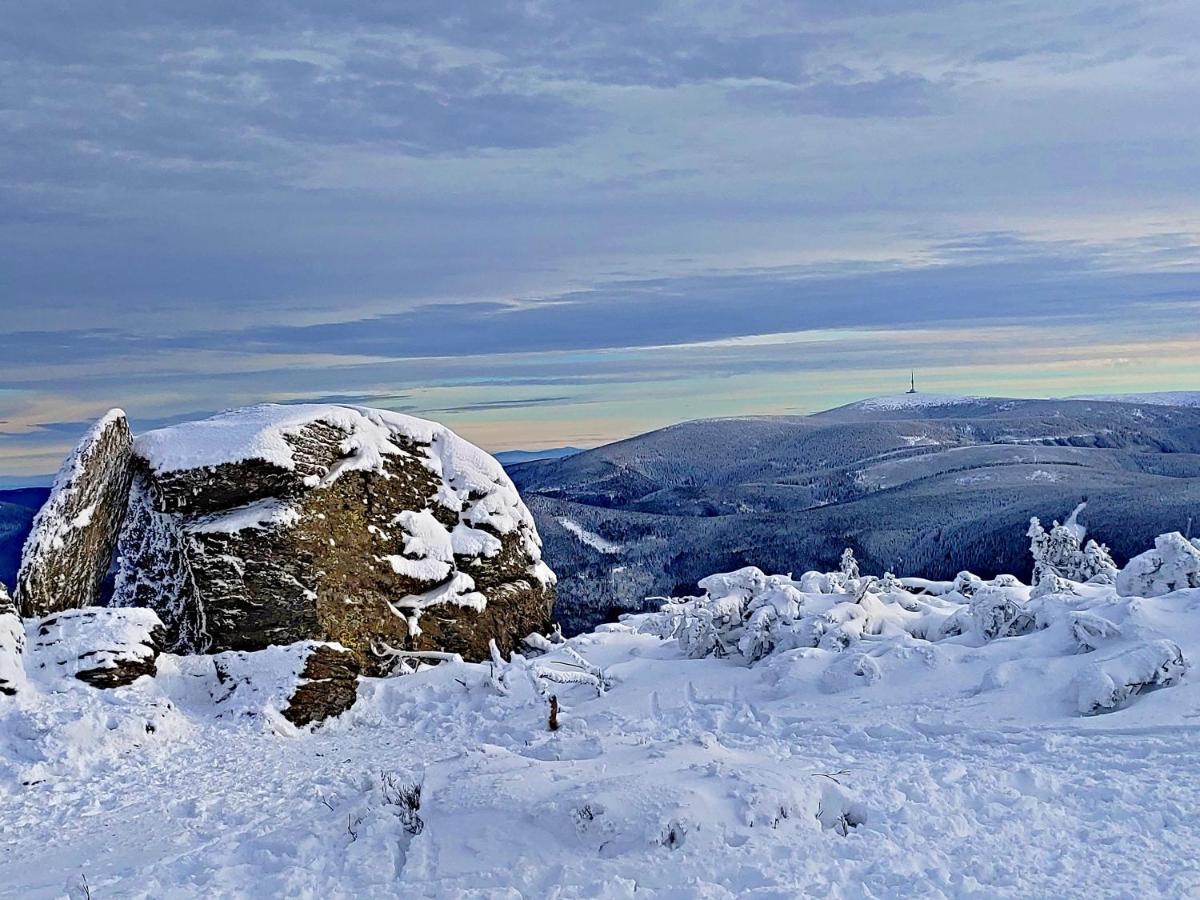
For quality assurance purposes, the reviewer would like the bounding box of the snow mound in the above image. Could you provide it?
[1116,532,1200,597]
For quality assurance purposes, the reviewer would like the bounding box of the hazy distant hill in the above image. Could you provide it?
[510,396,1200,634]
[494,446,583,465]
[0,486,50,589]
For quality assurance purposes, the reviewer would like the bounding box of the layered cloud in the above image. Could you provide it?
[1,1,1198,477]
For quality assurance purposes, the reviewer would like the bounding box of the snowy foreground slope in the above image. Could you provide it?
[4,552,1200,897]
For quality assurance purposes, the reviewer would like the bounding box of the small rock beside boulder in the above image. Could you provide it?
[211,641,360,726]
[16,410,134,617]
[27,606,164,689]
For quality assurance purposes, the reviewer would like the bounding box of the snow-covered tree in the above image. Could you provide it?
[0,582,26,696]
[839,548,860,581]
[1076,540,1118,583]
[1116,532,1200,597]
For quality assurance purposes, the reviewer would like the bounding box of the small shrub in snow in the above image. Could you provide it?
[1116,532,1200,597]
[379,771,424,836]
[1073,640,1188,715]
[839,548,860,582]
[1028,511,1118,584]
[952,571,983,597]
[0,583,25,697]
[969,587,1035,641]
[488,639,609,698]
[1030,572,1077,600]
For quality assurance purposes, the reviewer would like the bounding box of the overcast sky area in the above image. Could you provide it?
[2,0,1199,482]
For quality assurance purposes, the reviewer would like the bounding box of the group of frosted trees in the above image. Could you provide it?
[1026,516,1118,591]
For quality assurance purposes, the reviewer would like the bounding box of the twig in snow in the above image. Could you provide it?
[811,769,851,785]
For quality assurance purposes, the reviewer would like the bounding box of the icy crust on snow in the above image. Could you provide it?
[134,404,547,568]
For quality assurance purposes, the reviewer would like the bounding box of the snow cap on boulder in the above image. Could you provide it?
[16,410,134,617]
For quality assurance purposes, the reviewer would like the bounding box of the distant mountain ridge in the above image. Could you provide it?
[509,395,1200,634]
[0,487,50,590]
[494,446,583,465]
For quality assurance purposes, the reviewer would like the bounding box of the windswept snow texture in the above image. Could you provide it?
[3,551,1200,896]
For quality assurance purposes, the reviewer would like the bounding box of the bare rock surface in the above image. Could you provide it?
[16,410,134,617]
[114,404,555,672]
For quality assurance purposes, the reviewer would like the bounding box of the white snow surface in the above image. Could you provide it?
[4,557,1200,896]
[187,498,301,535]
[1073,390,1200,407]
[846,393,989,411]
[558,517,622,554]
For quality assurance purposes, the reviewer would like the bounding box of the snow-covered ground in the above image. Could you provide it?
[4,546,1200,897]
[558,517,622,554]
[1072,391,1200,407]
[842,393,987,412]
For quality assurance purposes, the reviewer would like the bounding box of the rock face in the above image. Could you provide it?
[27,606,164,689]
[0,583,25,696]
[212,641,360,726]
[16,410,134,617]
[114,404,554,672]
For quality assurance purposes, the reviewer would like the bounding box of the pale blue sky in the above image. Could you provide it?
[2,1,1198,479]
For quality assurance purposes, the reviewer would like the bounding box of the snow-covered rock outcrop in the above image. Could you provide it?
[113,404,554,670]
[1116,531,1200,597]
[0,583,25,696]
[16,410,134,617]
[26,606,164,689]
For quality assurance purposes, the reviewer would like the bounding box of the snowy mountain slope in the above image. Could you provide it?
[3,553,1200,897]
[1073,391,1200,407]
[511,398,1200,633]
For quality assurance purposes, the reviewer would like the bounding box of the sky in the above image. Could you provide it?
[2,0,1199,482]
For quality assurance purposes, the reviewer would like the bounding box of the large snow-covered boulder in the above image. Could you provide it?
[26,606,164,689]
[113,404,554,671]
[1115,532,1200,597]
[0,582,25,696]
[16,410,134,617]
